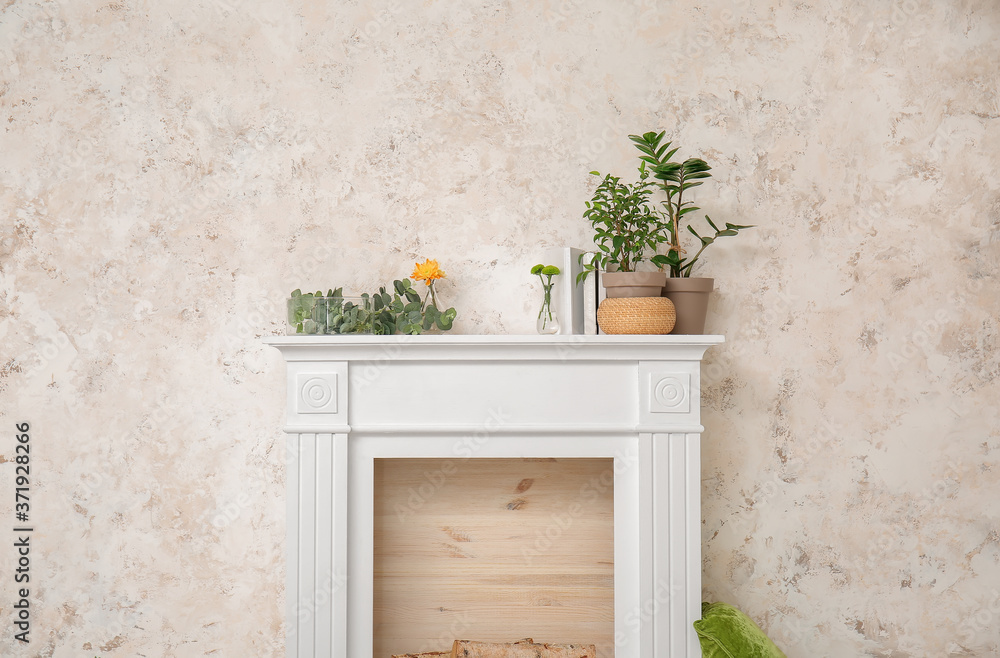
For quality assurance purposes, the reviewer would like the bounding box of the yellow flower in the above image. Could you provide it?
[411,258,446,286]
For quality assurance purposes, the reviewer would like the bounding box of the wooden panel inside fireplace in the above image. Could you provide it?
[373,457,615,658]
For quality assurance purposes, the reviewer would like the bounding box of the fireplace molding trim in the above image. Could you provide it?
[265,334,724,658]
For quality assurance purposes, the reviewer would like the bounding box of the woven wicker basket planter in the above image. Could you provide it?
[597,296,676,335]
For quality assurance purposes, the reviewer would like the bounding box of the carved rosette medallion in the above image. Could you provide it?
[650,373,691,414]
[297,373,338,414]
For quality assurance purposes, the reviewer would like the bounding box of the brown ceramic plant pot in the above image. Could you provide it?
[662,277,714,334]
[601,271,667,298]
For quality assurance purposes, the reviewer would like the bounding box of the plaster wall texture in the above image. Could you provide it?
[0,0,998,656]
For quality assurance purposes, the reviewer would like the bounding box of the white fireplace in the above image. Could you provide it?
[265,334,723,658]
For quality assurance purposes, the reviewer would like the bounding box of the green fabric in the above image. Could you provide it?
[693,601,788,658]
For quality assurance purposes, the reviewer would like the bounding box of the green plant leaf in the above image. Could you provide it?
[688,224,715,245]
[422,305,439,330]
[437,308,457,330]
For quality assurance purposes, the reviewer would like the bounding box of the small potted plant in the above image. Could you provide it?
[577,168,677,334]
[630,131,754,333]
[576,167,671,296]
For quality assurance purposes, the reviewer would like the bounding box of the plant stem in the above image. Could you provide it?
[614,207,626,271]
[427,281,439,309]
[545,276,553,319]
[537,275,554,320]
[671,182,684,277]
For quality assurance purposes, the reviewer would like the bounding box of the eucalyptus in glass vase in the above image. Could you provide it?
[285,258,457,335]
[531,263,561,334]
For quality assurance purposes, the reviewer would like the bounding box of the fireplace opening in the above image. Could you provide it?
[373,457,615,657]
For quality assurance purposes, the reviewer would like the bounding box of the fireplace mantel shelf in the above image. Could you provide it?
[267,334,724,658]
[264,333,724,361]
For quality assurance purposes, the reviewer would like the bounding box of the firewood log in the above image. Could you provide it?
[533,643,595,658]
[450,640,596,658]
[393,641,531,658]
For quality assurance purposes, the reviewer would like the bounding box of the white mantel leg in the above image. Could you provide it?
[650,432,702,658]
[287,433,348,658]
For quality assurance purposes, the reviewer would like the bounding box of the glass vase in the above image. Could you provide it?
[536,285,559,334]
[287,295,376,335]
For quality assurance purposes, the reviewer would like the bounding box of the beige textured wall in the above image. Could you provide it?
[1,0,997,655]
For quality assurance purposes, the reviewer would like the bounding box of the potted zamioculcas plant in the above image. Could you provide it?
[630,131,754,334]
[577,167,677,334]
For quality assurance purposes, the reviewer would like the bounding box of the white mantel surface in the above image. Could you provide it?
[264,333,724,359]
[266,334,723,658]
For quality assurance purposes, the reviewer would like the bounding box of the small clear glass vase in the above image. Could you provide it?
[536,285,559,334]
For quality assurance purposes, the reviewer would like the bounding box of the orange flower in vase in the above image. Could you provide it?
[411,258,446,309]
